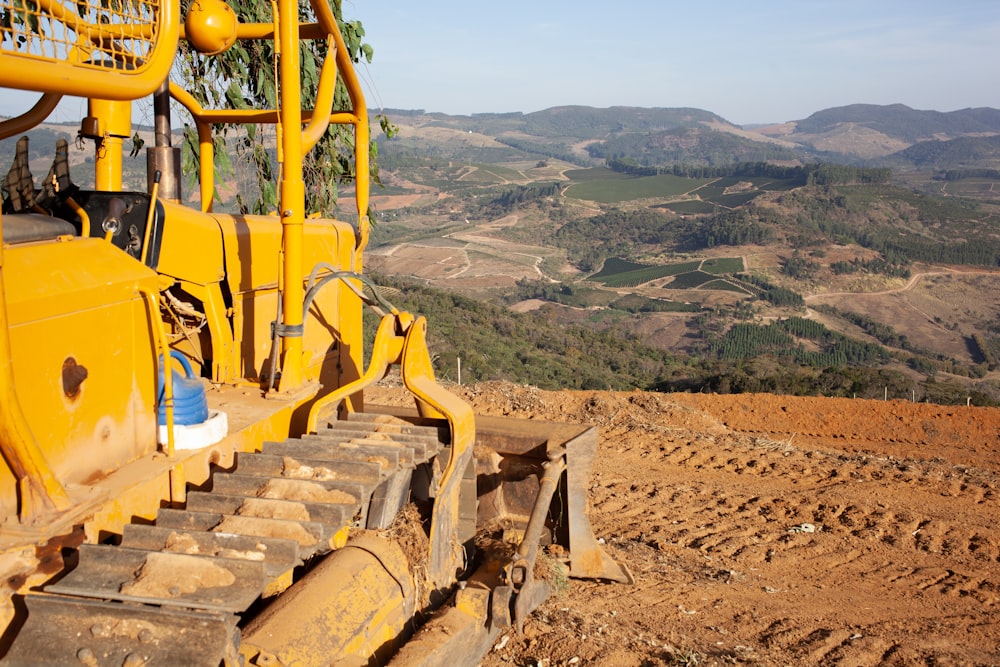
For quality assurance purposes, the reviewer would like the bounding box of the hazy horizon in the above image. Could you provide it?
[2,0,998,127]
[353,0,1000,126]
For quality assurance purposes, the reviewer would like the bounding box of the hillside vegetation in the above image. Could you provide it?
[364,103,1000,407]
[374,275,1000,406]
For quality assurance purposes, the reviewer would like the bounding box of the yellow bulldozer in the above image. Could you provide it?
[0,0,629,663]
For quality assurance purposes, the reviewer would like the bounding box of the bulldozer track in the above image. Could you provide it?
[5,414,449,666]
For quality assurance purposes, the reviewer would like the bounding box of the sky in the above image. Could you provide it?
[346,0,1000,125]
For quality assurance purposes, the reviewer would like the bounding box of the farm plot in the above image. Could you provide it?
[701,257,745,274]
[665,270,718,289]
[699,278,750,293]
[565,173,715,204]
[590,259,701,288]
[590,257,746,290]
[656,199,715,214]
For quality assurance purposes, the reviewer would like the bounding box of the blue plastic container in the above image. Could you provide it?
[158,351,209,426]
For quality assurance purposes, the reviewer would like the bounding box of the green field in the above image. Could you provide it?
[563,167,630,182]
[566,174,715,203]
[590,258,701,287]
[665,270,717,289]
[610,294,701,313]
[590,257,746,289]
[940,179,1000,201]
[701,257,745,274]
[556,286,617,308]
[562,170,803,207]
[590,258,651,277]
[472,164,523,181]
[701,279,750,293]
[457,169,506,184]
[713,192,761,207]
[757,177,800,191]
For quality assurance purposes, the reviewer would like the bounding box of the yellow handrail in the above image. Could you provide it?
[306,314,401,432]
[301,36,337,153]
[311,0,370,255]
[0,94,61,141]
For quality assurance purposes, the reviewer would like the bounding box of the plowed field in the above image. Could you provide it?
[367,383,1000,667]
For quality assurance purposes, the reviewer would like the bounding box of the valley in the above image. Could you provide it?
[362,122,1000,403]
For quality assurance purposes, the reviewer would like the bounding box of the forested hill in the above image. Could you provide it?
[383,106,733,140]
[792,104,1000,142]
[892,134,1000,169]
[379,103,1000,169]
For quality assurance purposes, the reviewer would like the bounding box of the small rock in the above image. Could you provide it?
[787,522,817,534]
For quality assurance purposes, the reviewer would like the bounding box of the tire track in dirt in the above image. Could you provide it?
[593,415,999,664]
[368,382,1000,666]
[591,445,999,573]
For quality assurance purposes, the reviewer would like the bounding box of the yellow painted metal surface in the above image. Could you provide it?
[241,535,416,666]
[154,200,363,388]
[86,99,131,192]
[0,238,159,521]
[155,200,226,286]
[0,224,70,522]
[400,318,477,587]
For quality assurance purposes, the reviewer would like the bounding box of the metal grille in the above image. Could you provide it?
[0,0,160,69]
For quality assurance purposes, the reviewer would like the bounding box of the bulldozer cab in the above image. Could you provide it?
[0,0,630,663]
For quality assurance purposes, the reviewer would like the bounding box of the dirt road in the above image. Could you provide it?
[368,383,1000,666]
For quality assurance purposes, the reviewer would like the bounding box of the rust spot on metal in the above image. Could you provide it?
[61,357,88,399]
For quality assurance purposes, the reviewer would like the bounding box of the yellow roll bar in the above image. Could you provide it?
[166,0,372,391]
[0,0,178,100]
[0,94,62,142]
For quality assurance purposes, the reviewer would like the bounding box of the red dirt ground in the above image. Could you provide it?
[367,382,1000,667]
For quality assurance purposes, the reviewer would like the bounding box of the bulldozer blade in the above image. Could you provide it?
[561,426,635,583]
[369,407,633,584]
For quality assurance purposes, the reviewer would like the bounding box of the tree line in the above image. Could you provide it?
[830,256,911,279]
[709,318,889,367]
[368,276,999,405]
[935,168,1000,181]
[474,182,563,218]
[492,138,588,166]
[734,273,804,307]
[604,160,892,186]
[589,128,800,165]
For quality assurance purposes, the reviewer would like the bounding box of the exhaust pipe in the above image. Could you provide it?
[147,80,182,201]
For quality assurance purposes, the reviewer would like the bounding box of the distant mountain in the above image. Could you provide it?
[586,126,800,166]
[793,104,1000,142]
[518,106,729,139]
[385,106,733,140]
[381,106,792,168]
[383,104,1000,171]
[890,134,1000,169]
[753,104,1000,163]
